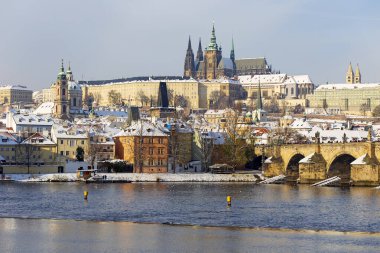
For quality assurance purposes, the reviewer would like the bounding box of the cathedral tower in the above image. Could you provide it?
[204,23,220,80]
[53,60,70,119]
[184,37,195,78]
[346,62,354,84]
[355,64,361,84]
[196,38,203,62]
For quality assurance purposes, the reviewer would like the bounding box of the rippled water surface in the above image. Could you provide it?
[1,182,380,232]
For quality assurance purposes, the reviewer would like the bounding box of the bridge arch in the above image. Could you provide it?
[327,153,356,182]
[285,153,305,180]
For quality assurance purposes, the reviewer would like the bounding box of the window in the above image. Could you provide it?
[291,88,294,95]
[149,148,154,155]
[66,151,69,156]
[148,159,154,166]
[62,88,66,96]
[158,159,163,166]
[73,98,77,106]
[158,138,164,144]
[60,151,64,155]
[148,138,153,144]
[158,148,164,155]
[81,140,85,145]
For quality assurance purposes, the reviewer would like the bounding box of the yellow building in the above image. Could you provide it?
[82,79,241,110]
[51,124,90,161]
[0,85,33,105]
[0,131,64,173]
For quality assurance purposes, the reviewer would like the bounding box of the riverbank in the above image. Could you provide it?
[1,172,263,183]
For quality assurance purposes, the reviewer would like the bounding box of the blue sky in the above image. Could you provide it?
[0,0,379,89]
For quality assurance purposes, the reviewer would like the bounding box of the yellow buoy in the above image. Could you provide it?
[84,191,88,200]
[227,195,231,207]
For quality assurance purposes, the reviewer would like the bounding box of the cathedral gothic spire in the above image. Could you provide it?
[230,37,235,62]
[183,36,195,78]
[196,38,203,62]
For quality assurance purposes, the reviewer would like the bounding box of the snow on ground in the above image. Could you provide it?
[3,173,261,183]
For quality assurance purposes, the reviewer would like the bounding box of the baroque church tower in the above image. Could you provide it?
[53,60,70,119]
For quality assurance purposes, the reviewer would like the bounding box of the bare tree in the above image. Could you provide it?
[209,90,230,109]
[372,104,380,117]
[174,95,189,108]
[219,110,253,169]
[264,97,280,113]
[196,131,214,172]
[360,103,369,116]
[108,90,122,106]
[137,90,149,107]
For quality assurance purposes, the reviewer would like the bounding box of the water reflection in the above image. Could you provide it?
[1,218,380,253]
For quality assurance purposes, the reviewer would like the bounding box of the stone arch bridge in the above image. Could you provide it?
[255,141,380,186]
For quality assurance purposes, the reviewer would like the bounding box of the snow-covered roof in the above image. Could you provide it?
[316,83,380,90]
[299,152,318,164]
[351,154,369,165]
[114,121,168,137]
[289,118,312,130]
[0,85,31,90]
[12,113,54,126]
[34,102,54,115]
[23,133,55,145]
[239,74,312,86]
[298,127,369,143]
[0,131,18,145]
[52,124,88,139]
[68,81,81,90]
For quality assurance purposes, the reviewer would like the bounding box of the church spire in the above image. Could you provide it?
[230,37,235,62]
[207,22,218,50]
[196,38,203,62]
[57,59,66,80]
[346,62,354,84]
[355,63,361,84]
[187,36,192,51]
[184,36,195,78]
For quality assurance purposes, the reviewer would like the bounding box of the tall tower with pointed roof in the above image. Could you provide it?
[354,64,361,84]
[184,36,195,78]
[53,60,70,119]
[196,38,203,62]
[346,62,354,84]
[230,37,236,75]
[204,23,221,80]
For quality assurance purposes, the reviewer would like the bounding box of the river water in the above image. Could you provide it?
[1,182,380,252]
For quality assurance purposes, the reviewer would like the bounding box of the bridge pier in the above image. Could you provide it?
[350,153,380,186]
[263,157,284,178]
[298,153,327,184]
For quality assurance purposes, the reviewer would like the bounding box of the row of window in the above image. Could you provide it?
[60,139,86,146]
[147,159,166,166]
[148,147,165,155]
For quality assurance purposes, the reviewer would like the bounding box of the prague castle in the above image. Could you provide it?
[184,24,273,80]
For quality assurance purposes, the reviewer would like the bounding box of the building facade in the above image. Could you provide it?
[0,85,33,106]
[307,83,380,115]
[113,121,169,173]
[239,73,314,100]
